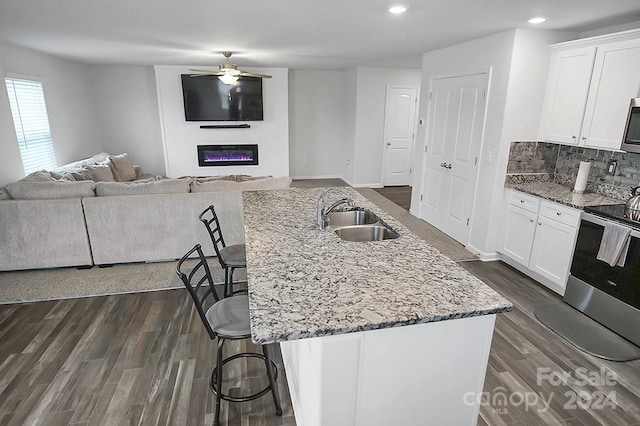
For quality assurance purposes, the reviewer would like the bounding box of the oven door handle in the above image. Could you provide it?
[582,212,640,238]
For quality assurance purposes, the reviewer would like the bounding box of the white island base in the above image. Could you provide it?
[280,314,496,426]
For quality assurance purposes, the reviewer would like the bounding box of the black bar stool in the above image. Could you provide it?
[176,244,282,426]
[199,205,247,297]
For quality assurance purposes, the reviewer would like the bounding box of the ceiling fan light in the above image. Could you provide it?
[389,5,407,14]
[528,16,548,24]
[218,73,240,85]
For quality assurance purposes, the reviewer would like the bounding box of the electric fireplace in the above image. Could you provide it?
[197,144,259,167]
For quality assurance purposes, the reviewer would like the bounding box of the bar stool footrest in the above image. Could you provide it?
[209,352,279,402]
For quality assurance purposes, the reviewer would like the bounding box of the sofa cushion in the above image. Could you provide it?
[106,153,136,182]
[238,176,292,190]
[20,170,57,182]
[5,181,96,199]
[95,179,190,196]
[85,164,116,182]
[190,180,241,192]
[0,187,11,200]
[190,176,292,192]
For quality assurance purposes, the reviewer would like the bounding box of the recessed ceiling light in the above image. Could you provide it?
[528,16,548,24]
[389,6,407,14]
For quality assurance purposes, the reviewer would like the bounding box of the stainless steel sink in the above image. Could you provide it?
[334,225,399,242]
[327,209,379,227]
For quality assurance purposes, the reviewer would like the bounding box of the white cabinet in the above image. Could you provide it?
[539,47,596,145]
[501,199,538,266]
[499,190,580,295]
[529,216,578,287]
[582,38,640,149]
[539,30,640,150]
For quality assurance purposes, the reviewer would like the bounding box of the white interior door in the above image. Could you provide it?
[420,73,488,245]
[382,87,418,186]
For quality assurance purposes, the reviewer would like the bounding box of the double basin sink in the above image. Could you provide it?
[327,208,399,242]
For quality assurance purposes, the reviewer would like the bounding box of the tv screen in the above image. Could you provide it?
[181,75,263,121]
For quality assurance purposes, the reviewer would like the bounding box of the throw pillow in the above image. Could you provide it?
[70,169,94,181]
[106,153,136,182]
[85,164,115,182]
[5,181,96,199]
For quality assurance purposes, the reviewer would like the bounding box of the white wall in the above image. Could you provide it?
[411,29,573,257]
[287,66,420,185]
[0,40,102,186]
[155,65,289,178]
[352,67,421,187]
[289,70,349,179]
[89,65,164,175]
[485,29,575,253]
[343,68,359,183]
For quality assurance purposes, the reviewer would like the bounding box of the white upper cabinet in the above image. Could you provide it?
[539,30,640,151]
[539,47,596,145]
[581,38,640,149]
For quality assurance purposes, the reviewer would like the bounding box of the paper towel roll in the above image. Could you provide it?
[573,161,591,193]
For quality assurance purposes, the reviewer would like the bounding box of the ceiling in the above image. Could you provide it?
[0,0,639,70]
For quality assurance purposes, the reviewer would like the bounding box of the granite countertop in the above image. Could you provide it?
[505,178,621,209]
[243,187,512,344]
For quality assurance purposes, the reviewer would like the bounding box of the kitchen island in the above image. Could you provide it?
[243,187,512,426]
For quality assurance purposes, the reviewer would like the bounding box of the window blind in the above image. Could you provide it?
[5,77,57,174]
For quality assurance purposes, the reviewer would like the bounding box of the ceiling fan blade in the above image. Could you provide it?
[238,71,273,79]
[188,68,224,76]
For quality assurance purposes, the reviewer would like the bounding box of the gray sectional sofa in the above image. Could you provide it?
[0,153,292,271]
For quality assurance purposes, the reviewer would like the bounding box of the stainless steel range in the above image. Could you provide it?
[565,204,640,347]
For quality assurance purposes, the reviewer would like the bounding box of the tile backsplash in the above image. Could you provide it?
[506,141,559,174]
[507,141,640,200]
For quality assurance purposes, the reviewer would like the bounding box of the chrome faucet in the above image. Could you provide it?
[317,190,355,230]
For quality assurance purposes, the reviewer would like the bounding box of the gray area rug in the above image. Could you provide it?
[0,260,245,305]
[0,184,473,304]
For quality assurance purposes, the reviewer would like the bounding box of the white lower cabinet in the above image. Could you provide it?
[499,190,580,295]
[501,204,538,266]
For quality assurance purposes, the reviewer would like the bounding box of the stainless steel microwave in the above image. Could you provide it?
[621,98,640,153]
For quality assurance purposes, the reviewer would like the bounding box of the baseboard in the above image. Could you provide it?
[500,254,565,296]
[465,244,500,261]
[351,183,383,188]
[291,174,343,180]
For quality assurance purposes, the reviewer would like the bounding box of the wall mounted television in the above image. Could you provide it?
[181,75,263,121]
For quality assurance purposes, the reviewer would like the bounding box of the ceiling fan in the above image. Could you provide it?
[189,52,272,85]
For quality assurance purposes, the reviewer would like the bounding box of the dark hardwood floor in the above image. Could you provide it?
[1,260,638,425]
[463,261,640,426]
[372,186,412,210]
[0,289,294,426]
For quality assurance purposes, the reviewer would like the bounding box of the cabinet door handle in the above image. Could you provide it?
[572,135,577,140]
[530,219,534,223]
[538,222,542,226]
[520,200,525,203]
[581,137,587,141]
[556,212,561,216]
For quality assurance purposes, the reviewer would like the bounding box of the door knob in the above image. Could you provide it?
[440,162,446,167]
[444,163,452,169]
[386,142,391,146]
